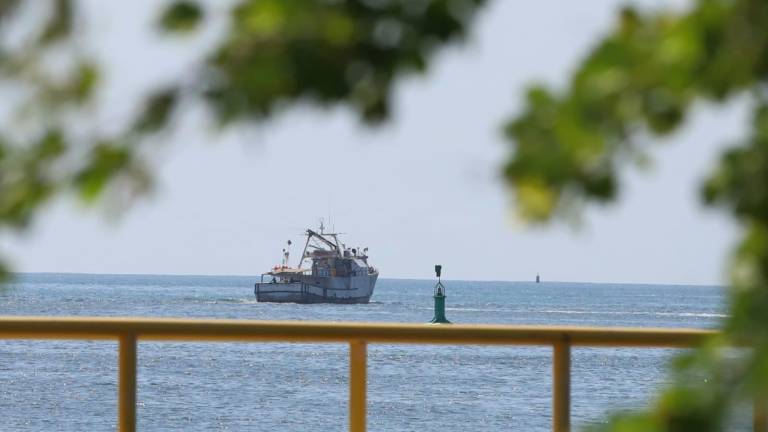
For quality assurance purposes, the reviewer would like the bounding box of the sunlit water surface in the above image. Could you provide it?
[0,274,727,431]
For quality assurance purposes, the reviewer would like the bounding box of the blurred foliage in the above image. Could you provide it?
[159,1,203,34]
[200,0,484,123]
[0,0,484,278]
[503,0,768,430]
[3,0,768,429]
[504,0,768,223]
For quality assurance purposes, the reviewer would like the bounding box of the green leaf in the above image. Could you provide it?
[38,0,72,45]
[71,62,99,103]
[73,143,131,202]
[159,1,203,34]
[0,258,9,282]
[131,87,179,134]
[0,0,21,27]
[36,129,66,160]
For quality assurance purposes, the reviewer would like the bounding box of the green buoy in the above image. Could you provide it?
[430,264,451,324]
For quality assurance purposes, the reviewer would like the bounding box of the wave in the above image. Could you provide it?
[180,297,262,305]
[445,307,513,313]
[540,309,727,318]
[417,307,726,318]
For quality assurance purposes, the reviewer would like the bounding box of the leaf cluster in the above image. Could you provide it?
[504,0,768,429]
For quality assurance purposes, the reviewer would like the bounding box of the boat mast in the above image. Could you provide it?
[298,233,312,269]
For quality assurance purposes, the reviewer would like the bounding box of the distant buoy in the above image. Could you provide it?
[430,265,451,324]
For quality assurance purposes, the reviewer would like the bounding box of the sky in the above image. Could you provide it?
[2,0,743,284]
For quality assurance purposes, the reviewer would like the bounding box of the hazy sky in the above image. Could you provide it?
[2,0,741,284]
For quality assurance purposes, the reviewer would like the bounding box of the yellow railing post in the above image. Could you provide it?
[553,339,571,432]
[350,341,367,432]
[119,334,137,432]
[755,398,767,432]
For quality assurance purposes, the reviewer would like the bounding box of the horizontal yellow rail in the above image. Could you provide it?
[0,316,735,432]
[0,316,713,346]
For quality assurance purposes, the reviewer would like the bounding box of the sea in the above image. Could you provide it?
[0,274,727,431]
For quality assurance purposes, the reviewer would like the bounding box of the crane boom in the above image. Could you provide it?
[306,229,338,250]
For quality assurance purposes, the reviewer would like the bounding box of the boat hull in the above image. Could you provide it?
[255,273,378,304]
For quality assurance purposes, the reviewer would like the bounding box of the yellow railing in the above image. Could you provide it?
[0,316,751,432]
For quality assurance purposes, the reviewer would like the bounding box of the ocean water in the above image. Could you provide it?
[0,274,727,431]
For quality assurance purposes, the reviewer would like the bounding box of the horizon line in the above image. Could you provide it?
[5,271,725,288]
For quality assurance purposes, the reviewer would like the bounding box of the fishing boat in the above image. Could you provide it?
[254,223,379,303]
